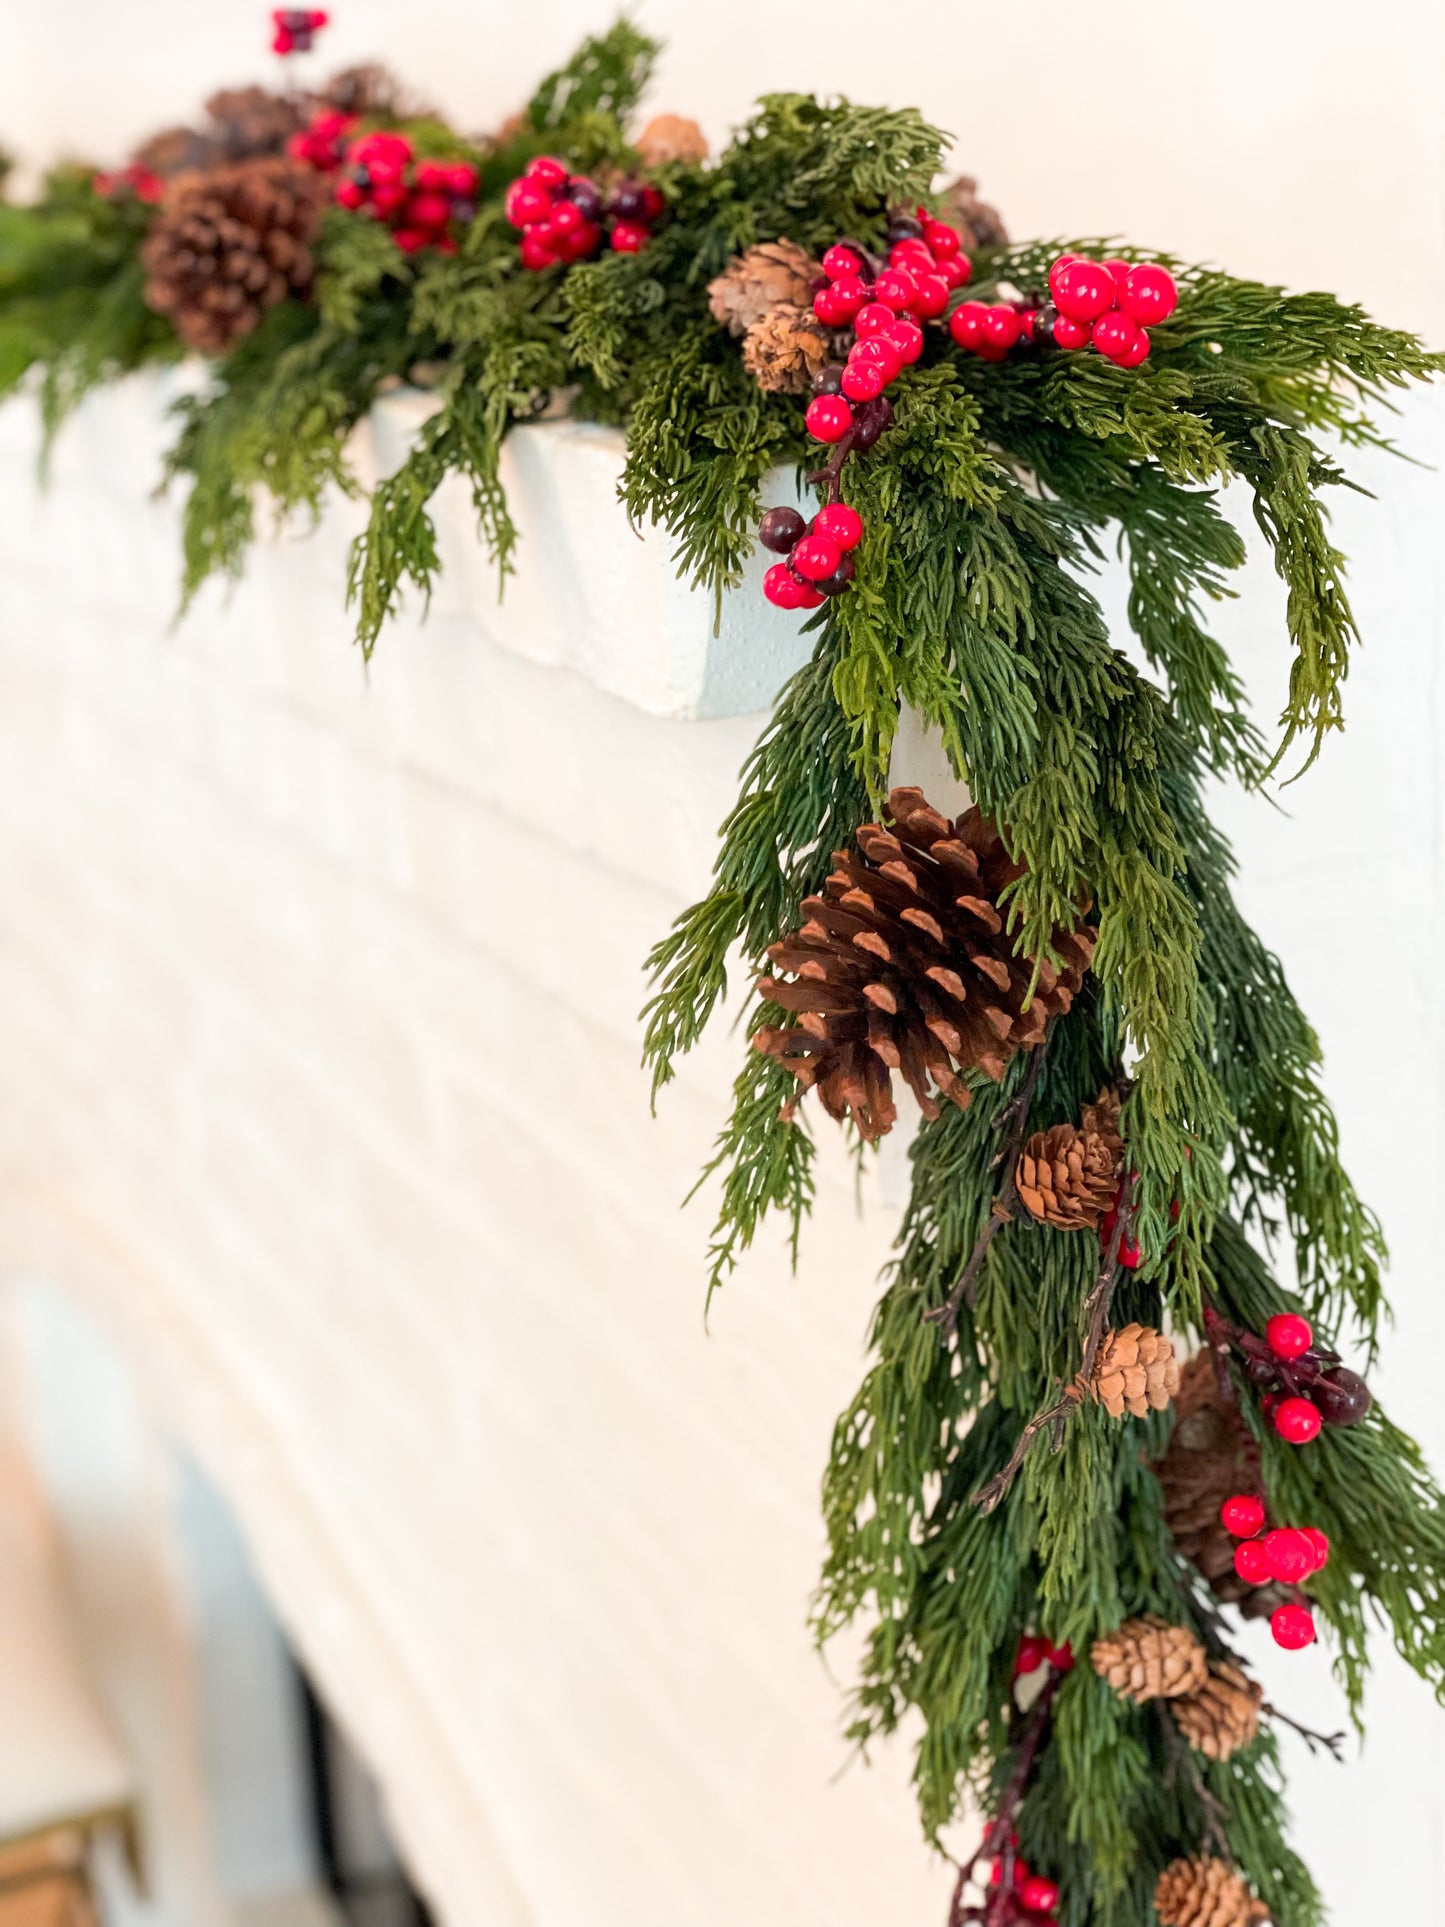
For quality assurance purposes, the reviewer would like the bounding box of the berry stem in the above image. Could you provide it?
[1260,1702,1348,1760]
[1161,1706,1233,1862]
[949,1666,1066,1924]
[807,422,861,505]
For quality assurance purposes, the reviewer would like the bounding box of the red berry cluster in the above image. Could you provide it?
[93,164,165,205]
[961,1638,1074,1925]
[1013,1635,1074,1683]
[505,157,664,271]
[271,7,328,54]
[758,214,971,613]
[950,256,1178,369]
[1220,1494,1327,1651]
[1204,1306,1373,1447]
[288,109,359,173]
[759,503,863,610]
[334,135,478,256]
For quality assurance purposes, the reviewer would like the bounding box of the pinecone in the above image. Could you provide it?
[204,86,305,161]
[708,240,821,339]
[1155,1857,1269,1927]
[1173,1661,1263,1762]
[1016,1088,1123,1228]
[1082,1325,1180,1419]
[141,157,325,356]
[1090,1615,1208,1703]
[635,113,709,168]
[753,788,1095,1143]
[933,175,1009,253]
[132,124,222,180]
[317,63,410,118]
[741,303,837,394]
[1154,1353,1287,1621]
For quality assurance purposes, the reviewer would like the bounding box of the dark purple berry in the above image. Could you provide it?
[1033,301,1060,348]
[885,215,925,243]
[608,182,647,221]
[565,177,603,221]
[851,395,894,450]
[759,506,808,554]
[817,556,856,596]
[1314,1367,1372,1427]
[813,362,846,396]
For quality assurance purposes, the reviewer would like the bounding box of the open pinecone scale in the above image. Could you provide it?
[753,788,1095,1141]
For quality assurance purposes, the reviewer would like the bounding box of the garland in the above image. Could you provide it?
[4,17,1444,1924]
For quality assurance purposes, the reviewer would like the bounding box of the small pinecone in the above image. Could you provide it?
[1173,1661,1263,1762]
[1083,1325,1180,1419]
[753,788,1095,1142]
[1091,1615,1208,1704]
[741,303,836,394]
[204,86,305,161]
[317,63,410,118]
[933,175,1009,252]
[141,158,325,356]
[1016,1088,1123,1228]
[708,240,820,339]
[1154,1354,1286,1622]
[132,124,221,180]
[1155,1857,1269,1927]
[635,113,709,168]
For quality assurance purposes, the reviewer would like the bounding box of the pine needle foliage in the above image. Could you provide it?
[4,27,1442,1919]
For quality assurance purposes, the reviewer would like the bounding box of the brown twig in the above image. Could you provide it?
[807,422,861,505]
[1161,1707,1233,1861]
[969,1168,1138,1515]
[926,1038,1054,1338]
[949,1667,1066,1923]
[1262,1702,1348,1761]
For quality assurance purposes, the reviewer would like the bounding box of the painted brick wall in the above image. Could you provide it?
[0,374,1443,1924]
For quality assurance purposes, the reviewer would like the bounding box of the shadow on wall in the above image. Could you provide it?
[0,1281,431,1927]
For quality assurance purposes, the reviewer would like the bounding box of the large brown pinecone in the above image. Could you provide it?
[1173,1661,1263,1762]
[635,113,709,167]
[708,240,820,339]
[1083,1325,1180,1419]
[1154,1353,1286,1622]
[753,788,1095,1143]
[133,85,303,182]
[1017,1088,1123,1228]
[142,158,325,355]
[1155,1857,1269,1927]
[741,303,836,394]
[1091,1615,1208,1703]
[934,175,1009,252]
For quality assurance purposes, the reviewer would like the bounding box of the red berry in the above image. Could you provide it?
[1091,311,1145,364]
[1220,1494,1266,1538]
[909,275,951,320]
[763,564,808,610]
[805,395,854,443]
[1052,314,1091,350]
[639,184,667,221]
[413,160,452,192]
[561,220,603,262]
[1274,1397,1323,1445]
[1103,257,1134,295]
[851,336,903,382]
[821,243,864,281]
[446,162,479,197]
[889,239,935,271]
[937,255,972,289]
[1047,1641,1075,1673]
[829,275,868,318]
[393,228,430,255]
[854,302,897,338]
[814,503,864,552]
[505,179,552,227]
[1271,1604,1317,1651]
[1019,1876,1060,1914]
[546,200,585,236]
[1120,263,1178,327]
[1234,1538,1272,1585]
[272,26,296,52]
[982,306,1024,352]
[526,155,569,188]
[1263,1527,1315,1585]
[1266,1313,1313,1360]
[1301,1527,1331,1572]
[518,228,559,271]
[334,177,367,210]
[888,316,925,365]
[842,359,888,402]
[610,220,649,253]
[813,287,849,327]
[1051,258,1117,325]
[1013,1634,1048,1680]
[408,191,453,230]
[791,534,843,582]
[1113,329,1151,369]
[872,267,918,311]
[949,301,990,351]
[923,220,961,259]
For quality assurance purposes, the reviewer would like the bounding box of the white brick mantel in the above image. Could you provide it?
[1,373,1443,1925]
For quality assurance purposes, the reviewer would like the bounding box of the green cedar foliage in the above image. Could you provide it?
[5,27,1444,1919]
